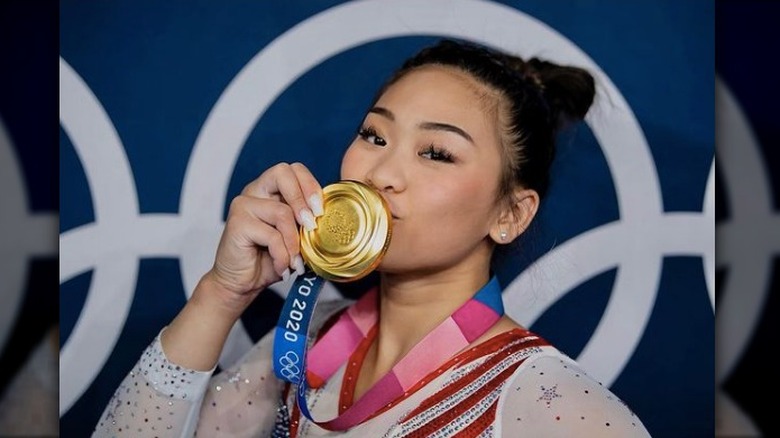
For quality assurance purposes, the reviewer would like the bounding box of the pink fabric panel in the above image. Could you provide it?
[347,288,378,336]
[393,318,468,390]
[307,317,366,380]
[451,299,500,342]
[326,373,404,430]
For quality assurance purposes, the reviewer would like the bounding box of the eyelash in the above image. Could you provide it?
[357,126,386,146]
[357,125,455,163]
[419,144,454,163]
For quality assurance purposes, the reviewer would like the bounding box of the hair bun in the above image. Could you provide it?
[523,58,595,129]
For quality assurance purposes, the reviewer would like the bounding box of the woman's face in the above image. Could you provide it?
[341,65,507,275]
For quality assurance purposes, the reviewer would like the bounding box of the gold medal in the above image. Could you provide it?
[300,180,392,282]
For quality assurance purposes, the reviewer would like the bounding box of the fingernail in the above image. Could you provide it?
[292,255,305,276]
[309,194,324,217]
[282,268,291,282]
[300,209,317,231]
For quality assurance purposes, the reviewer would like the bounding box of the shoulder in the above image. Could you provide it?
[496,348,651,437]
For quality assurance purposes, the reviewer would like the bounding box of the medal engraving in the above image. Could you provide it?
[319,201,359,250]
[300,180,391,282]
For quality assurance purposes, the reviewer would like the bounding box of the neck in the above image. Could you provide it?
[370,265,491,375]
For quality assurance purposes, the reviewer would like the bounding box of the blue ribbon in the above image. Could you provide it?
[272,270,324,384]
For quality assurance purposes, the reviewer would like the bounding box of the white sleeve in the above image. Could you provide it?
[194,299,351,437]
[194,328,283,437]
[91,300,350,438]
[498,353,652,437]
[90,328,285,438]
[91,329,214,438]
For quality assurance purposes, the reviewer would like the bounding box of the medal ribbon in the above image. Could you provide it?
[273,272,504,431]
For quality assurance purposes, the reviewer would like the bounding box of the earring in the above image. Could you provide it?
[499,230,508,241]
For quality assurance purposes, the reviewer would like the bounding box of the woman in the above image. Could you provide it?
[93,39,650,437]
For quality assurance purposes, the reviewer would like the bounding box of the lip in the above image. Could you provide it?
[355,180,399,219]
[381,197,400,220]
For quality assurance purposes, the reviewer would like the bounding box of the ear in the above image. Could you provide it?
[489,188,539,244]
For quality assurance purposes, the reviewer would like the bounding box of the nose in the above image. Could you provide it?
[364,147,406,194]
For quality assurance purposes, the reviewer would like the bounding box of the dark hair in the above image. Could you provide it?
[375,39,595,202]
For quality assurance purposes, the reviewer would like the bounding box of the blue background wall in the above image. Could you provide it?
[59,2,715,436]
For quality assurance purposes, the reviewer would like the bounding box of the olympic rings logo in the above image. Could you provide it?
[277,351,302,382]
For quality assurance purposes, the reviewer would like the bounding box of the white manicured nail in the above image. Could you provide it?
[282,268,291,282]
[300,209,317,231]
[309,194,324,217]
[292,255,305,276]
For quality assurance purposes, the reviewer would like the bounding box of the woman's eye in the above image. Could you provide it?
[357,126,387,146]
[419,145,454,163]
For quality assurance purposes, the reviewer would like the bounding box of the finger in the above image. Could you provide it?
[241,164,282,200]
[230,195,300,257]
[227,206,291,278]
[242,163,317,232]
[289,162,324,217]
[230,195,303,274]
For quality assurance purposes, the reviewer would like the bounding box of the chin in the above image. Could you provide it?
[375,253,414,274]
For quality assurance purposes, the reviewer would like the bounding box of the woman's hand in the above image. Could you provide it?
[196,162,324,320]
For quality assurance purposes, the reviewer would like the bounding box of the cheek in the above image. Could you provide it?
[425,176,496,222]
[340,143,363,180]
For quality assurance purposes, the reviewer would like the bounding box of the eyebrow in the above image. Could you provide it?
[418,121,474,144]
[368,106,475,144]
